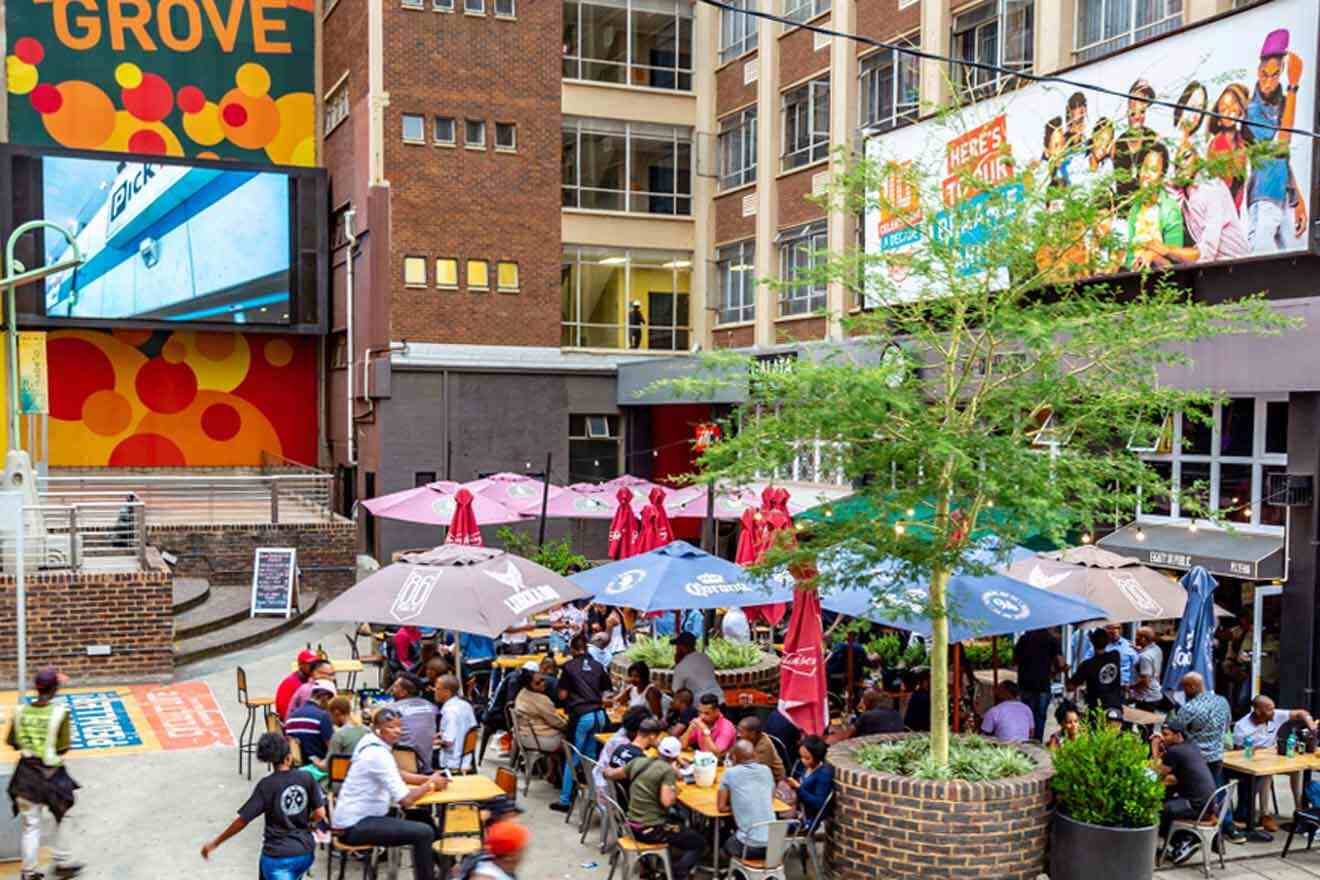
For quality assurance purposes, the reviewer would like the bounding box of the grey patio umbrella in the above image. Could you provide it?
[313,544,589,638]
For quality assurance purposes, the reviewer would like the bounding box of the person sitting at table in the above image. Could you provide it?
[765,708,801,772]
[1153,717,1218,866]
[719,740,776,862]
[276,650,320,720]
[625,736,705,880]
[903,669,932,732]
[738,716,787,783]
[1046,701,1082,750]
[787,735,834,827]
[286,682,336,767]
[288,659,337,718]
[597,707,653,805]
[981,681,1035,743]
[513,671,567,781]
[1232,694,1315,833]
[1067,628,1124,711]
[390,674,439,772]
[602,718,664,807]
[332,707,449,880]
[847,688,905,739]
[325,697,369,765]
[436,674,478,773]
[538,655,560,702]
[419,656,452,706]
[666,689,698,737]
[394,626,424,674]
[588,632,614,668]
[681,694,737,758]
[618,661,669,719]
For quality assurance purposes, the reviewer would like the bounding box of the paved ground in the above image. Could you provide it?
[1,620,1318,879]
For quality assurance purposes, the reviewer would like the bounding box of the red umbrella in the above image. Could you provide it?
[607,487,641,560]
[444,488,484,546]
[778,563,828,736]
[648,488,674,545]
[734,508,765,566]
[745,509,792,626]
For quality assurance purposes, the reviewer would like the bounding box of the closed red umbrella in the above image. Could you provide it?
[734,508,764,566]
[608,487,640,560]
[778,564,828,736]
[444,488,483,546]
[746,509,791,626]
[648,488,674,545]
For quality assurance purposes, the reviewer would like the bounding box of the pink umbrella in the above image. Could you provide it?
[666,485,761,521]
[608,487,641,560]
[537,482,620,519]
[464,472,564,514]
[444,489,484,546]
[361,482,526,527]
[778,564,828,736]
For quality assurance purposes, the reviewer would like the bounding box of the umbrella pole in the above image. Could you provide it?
[953,643,962,734]
[702,479,716,554]
[446,439,453,480]
[537,452,552,546]
[992,636,999,689]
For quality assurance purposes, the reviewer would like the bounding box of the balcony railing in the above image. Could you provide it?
[1,491,147,574]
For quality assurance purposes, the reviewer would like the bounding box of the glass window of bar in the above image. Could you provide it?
[562,0,693,92]
[716,240,756,325]
[562,116,693,215]
[778,221,827,316]
[951,0,1033,103]
[781,76,829,171]
[562,246,692,351]
[717,107,757,191]
[719,0,757,64]
[1075,0,1182,63]
[859,40,919,133]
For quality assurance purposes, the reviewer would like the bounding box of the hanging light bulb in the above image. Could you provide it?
[652,450,659,458]
[1081,533,1092,544]
[906,507,915,517]
[1245,506,1253,519]
[1188,519,1198,533]
[894,523,905,536]
[986,500,995,508]
[1135,526,1146,542]
[824,509,833,518]
[593,459,600,467]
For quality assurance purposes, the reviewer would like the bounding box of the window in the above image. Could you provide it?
[562,0,693,91]
[782,0,828,28]
[402,0,423,8]
[467,259,490,289]
[434,0,453,9]
[495,0,514,14]
[562,246,691,350]
[1076,0,1182,62]
[717,108,756,190]
[414,471,437,487]
[465,0,484,12]
[495,122,517,151]
[952,0,1033,102]
[859,41,919,133]
[465,119,486,148]
[781,76,829,171]
[497,261,520,291]
[562,117,692,215]
[1138,396,1288,530]
[434,116,455,144]
[778,222,826,316]
[569,414,621,483]
[325,79,350,134]
[403,256,427,286]
[402,113,425,143]
[436,258,458,288]
[719,0,757,64]
[717,240,756,324]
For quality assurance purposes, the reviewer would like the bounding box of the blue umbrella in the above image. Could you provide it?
[569,540,795,612]
[817,544,1109,641]
[1161,566,1219,704]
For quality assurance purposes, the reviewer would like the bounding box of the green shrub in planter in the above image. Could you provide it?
[624,636,765,671]
[855,734,1035,782]
[1051,716,1163,828]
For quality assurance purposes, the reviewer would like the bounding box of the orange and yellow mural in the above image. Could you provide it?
[47,329,317,467]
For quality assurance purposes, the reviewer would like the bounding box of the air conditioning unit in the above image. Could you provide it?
[1265,472,1313,508]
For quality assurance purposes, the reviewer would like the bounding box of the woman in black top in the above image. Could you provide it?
[201,733,325,879]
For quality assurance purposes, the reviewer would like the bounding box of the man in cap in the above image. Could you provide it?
[277,649,320,720]
[287,657,337,717]
[469,820,531,879]
[1246,28,1307,254]
[670,632,724,706]
[627,736,705,880]
[5,667,83,879]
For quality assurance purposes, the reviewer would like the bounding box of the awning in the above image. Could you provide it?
[1099,523,1284,582]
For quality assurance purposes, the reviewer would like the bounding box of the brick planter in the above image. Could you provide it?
[826,733,1054,879]
[610,651,781,695]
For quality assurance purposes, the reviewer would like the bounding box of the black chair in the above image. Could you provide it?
[1283,807,1320,858]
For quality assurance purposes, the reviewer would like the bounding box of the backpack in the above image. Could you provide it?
[455,852,499,879]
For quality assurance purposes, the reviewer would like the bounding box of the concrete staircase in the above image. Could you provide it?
[172,577,320,667]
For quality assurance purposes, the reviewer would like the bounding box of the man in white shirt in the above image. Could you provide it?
[1130,626,1165,711]
[1232,695,1315,831]
[670,633,724,705]
[588,632,613,668]
[334,707,448,880]
[436,674,477,771]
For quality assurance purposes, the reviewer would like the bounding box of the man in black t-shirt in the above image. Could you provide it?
[1155,718,1218,861]
[1015,628,1065,742]
[553,634,616,813]
[602,718,663,808]
[1067,628,1123,711]
[849,689,904,738]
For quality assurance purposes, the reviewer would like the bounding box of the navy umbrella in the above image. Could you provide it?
[1161,566,1219,705]
[569,540,794,612]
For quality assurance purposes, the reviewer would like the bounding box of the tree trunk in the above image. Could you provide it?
[929,565,951,765]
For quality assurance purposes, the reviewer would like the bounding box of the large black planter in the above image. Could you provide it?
[1050,813,1157,880]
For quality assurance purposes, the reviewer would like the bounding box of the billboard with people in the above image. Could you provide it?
[864,0,1318,299]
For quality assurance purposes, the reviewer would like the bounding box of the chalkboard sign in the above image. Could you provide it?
[250,548,298,618]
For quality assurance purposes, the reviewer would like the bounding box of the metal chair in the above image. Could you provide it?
[602,793,673,880]
[347,632,386,688]
[1284,806,1320,858]
[511,707,556,795]
[328,754,353,795]
[326,791,380,879]
[577,751,612,853]
[728,819,794,880]
[460,726,480,772]
[563,741,590,827]
[784,790,833,880]
[235,666,274,779]
[1157,781,1237,878]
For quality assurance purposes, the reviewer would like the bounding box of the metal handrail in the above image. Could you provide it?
[39,471,333,525]
[1,492,147,573]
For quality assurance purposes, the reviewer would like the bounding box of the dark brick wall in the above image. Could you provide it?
[716,51,759,115]
[715,187,757,245]
[0,557,173,683]
[778,165,827,228]
[149,520,357,594]
[713,323,756,350]
[826,734,1055,879]
[855,0,922,46]
[779,21,830,92]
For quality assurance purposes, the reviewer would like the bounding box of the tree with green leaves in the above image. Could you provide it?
[663,112,1296,767]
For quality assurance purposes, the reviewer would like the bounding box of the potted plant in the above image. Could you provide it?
[1050,714,1165,880]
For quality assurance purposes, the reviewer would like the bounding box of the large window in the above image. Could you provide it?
[718,108,757,191]
[563,0,693,91]
[782,0,828,28]
[570,415,622,483]
[719,0,757,63]
[951,0,1033,102]
[562,246,692,350]
[1076,0,1182,62]
[778,222,827,316]
[717,240,756,325]
[781,76,829,171]
[1138,396,1288,531]
[859,41,919,133]
[562,117,692,215]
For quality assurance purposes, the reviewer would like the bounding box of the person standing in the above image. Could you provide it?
[1245,30,1308,254]
[5,667,82,880]
[718,741,776,862]
[1131,627,1167,711]
[201,733,324,879]
[1014,627,1064,742]
[670,632,725,705]
[628,302,646,349]
[436,674,477,772]
[1169,672,1244,843]
[1067,629,1124,711]
[551,634,613,813]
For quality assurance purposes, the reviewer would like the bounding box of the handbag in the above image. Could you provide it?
[774,778,797,807]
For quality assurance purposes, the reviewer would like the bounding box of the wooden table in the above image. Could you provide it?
[492,653,568,670]
[558,706,625,725]
[1123,706,1165,728]
[1221,749,1316,837]
[413,773,507,806]
[290,658,365,689]
[677,767,792,877]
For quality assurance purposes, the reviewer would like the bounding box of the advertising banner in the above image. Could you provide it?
[17,331,48,415]
[865,0,1318,300]
[4,0,315,166]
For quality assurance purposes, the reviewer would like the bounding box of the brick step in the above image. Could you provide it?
[173,592,320,668]
[172,577,211,616]
[174,584,255,641]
